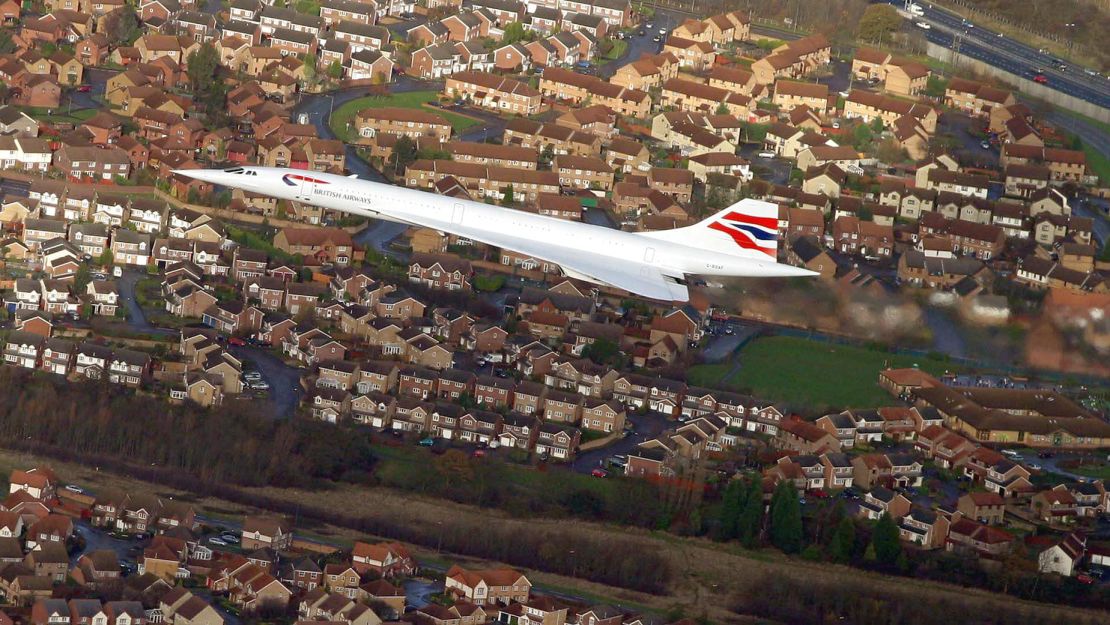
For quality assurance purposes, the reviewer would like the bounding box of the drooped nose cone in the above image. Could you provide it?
[171,169,232,185]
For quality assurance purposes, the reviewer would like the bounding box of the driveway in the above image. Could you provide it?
[402,578,440,609]
[739,145,791,185]
[599,9,683,78]
[66,67,113,109]
[938,112,999,170]
[571,412,671,474]
[226,345,305,418]
[815,59,852,95]
[116,269,173,333]
[72,520,137,567]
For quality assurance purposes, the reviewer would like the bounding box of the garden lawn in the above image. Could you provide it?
[1080,142,1110,186]
[688,335,957,411]
[1070,464,1110,480]
[329,91,479,141]
[19,106,98,124]
[603,38,629,60]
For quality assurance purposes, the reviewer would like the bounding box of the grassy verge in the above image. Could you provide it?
[1082,145,1110,186]
[19,106,98,124]
[688,336,957,411]
[603,38,629,60]
[1070,464,1110,480]
[329,91,479,141]
[226,225,297,263]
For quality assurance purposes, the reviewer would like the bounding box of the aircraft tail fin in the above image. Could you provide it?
[637,198,779,260]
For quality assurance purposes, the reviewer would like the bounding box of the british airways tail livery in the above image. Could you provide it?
[174,167,817,302]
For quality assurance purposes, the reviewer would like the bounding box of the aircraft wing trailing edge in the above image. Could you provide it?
[430,217,690,301]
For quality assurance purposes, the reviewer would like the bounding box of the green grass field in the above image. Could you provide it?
[1059,111,1110,184]
[603,39,629,60]
[329,91,480,141]
[1071,464,1110,480]
[19,106,98,125]
[688,336,957,412]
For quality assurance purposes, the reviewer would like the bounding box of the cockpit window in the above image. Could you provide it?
[224,167,245,174]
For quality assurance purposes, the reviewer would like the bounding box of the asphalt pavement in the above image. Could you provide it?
[571,412,672,473]
[739,146,791,185]
[599,10,682,78]
[226,344,305,418]
[898,1,1110,108]
[117,269,161,332]
[72,520,138,567]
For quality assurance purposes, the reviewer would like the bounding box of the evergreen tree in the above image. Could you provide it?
[737,475,763,548]
[715,479,745,541]
[769,481,803,554]
[871,512,902,566]
[829,516,856,563]
[390,136,417,174]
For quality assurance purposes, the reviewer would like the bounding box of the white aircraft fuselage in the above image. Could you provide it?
[176,166,815,301]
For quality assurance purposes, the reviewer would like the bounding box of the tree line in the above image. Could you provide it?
[729,573,1110,625]
[0,370,671,594]
[0,368,375,487]
[707,472,1110,611]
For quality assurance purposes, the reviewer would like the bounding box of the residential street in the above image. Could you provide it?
[117,269,169,333]
[570,412,671,473]
[599,10,683,78]
[227,344,305,419]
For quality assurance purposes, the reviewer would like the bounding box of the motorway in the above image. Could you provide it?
[895,1,1110,108]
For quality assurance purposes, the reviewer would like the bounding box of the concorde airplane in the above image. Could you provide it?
[174,167,816,302]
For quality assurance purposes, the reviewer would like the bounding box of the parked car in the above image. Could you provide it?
[1077,573,1096,585]
[418,437,436,447]
[228,337,246,346]
[980,140,991,149]
[249,380,270,391]
[591,468,608,478]
[209,538,227,546]
[76,85,92,92]
[810,488,830,499]
[472,449,486,458]
[757,151,776,158]
[64,485,83,493]
[915,21,931,29]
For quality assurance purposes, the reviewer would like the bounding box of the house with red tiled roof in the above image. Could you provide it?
[947,518,1014,558]
[1031,485,1078,524]
[351,541,415,577]
[8,468,57,501]
[957,491,1006,525]
[776,418,841,454]
[444,566,530,606]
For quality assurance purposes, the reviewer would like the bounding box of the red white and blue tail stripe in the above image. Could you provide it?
[635,199,780,261]
[707,210,778,258]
